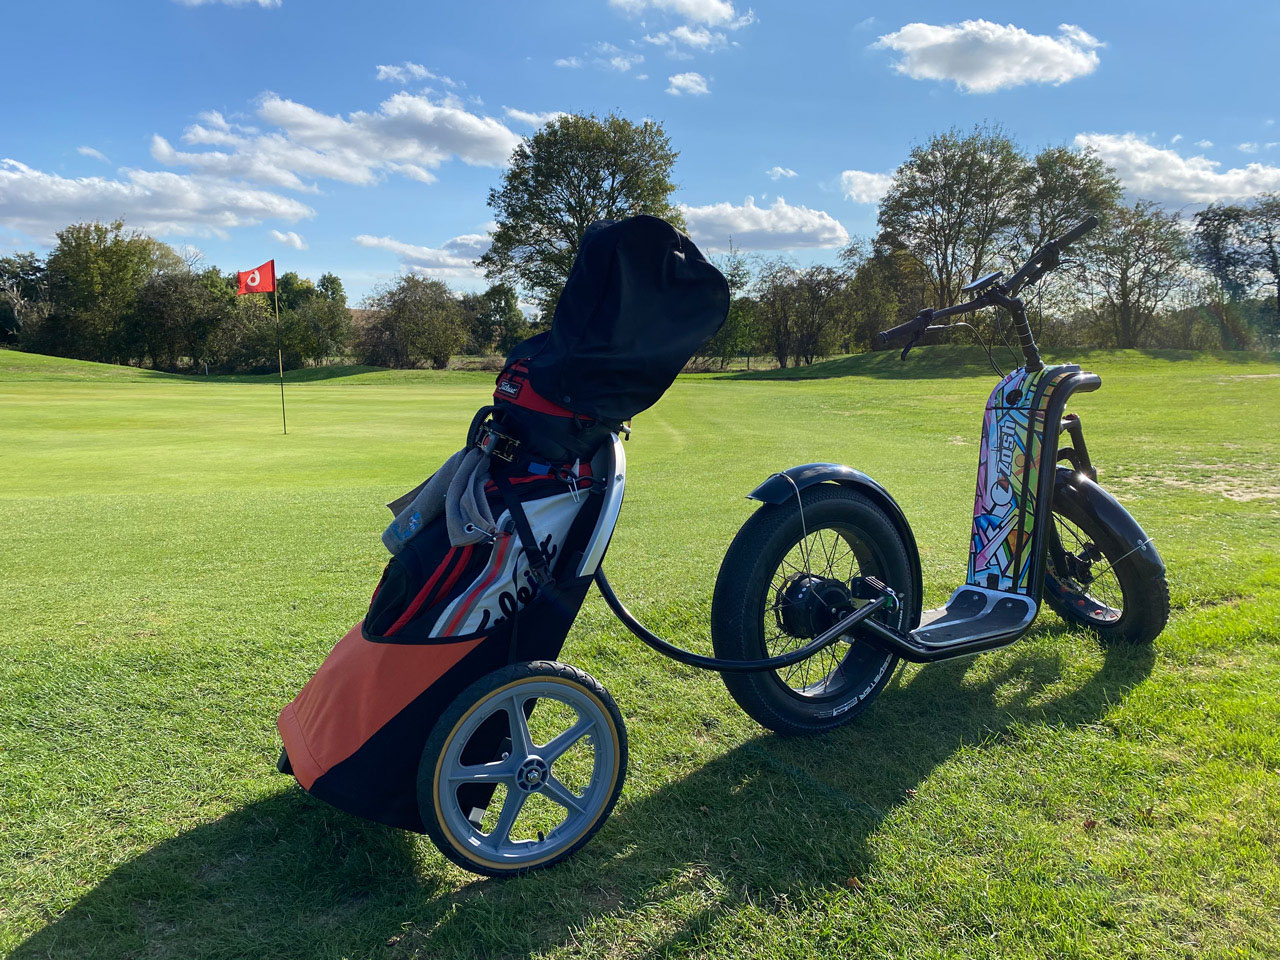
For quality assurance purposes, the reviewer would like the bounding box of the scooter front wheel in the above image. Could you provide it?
[1044,494,1169,645]
[418,661,627,877]
[711,484,915,735]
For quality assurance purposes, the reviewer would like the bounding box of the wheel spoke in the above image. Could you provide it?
[489,785,528,845]
[506,695,535,758]
[542,716,595,764]
[539,773,587,815]
[447,757,519,783]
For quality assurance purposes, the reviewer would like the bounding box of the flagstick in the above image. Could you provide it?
[272,276,287,435]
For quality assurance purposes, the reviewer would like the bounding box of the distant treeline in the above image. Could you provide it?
[4,118,1280,373]
[0,221,531,373]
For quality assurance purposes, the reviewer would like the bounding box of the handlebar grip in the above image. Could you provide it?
[1057,215,1099,250]
[876,312,930,346]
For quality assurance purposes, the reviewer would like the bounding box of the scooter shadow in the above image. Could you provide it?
[13,637,1154,960]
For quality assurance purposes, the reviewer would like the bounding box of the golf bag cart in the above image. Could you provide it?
[277,214,1168,876]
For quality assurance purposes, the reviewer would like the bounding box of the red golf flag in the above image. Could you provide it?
[237,260,276,295]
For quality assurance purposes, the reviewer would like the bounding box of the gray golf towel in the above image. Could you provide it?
[382,446,498,555]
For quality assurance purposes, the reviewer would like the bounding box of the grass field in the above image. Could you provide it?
[2,346,1278,960]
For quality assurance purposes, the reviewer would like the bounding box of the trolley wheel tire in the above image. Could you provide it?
[418,660,627,878]
[1044,496,1169,646]
[711,484,913,736]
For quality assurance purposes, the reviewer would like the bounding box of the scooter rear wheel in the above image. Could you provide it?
[712,484,915,735]
[418,661,627,877]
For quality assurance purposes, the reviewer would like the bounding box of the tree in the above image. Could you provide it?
[0,251,49,343]
[1014,145,1121,257]
[753,261,845,367]
[357,275,463,369]
[879,124,1029,310]
[289,272,351,364]
[127,268,232,371]
[1192,204,1255,349]
[480,113,683,317]
[42,220,180,362]
[841,238,932,352]
[700,244,757,368]
[1083,202,1187,348]
[1243,194,1280,349]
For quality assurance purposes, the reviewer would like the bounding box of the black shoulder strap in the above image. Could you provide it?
[492,471,555,589]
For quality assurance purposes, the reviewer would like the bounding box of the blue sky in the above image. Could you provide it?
[3,0,1278,299]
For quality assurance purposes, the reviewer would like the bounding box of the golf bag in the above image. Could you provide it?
[277,215,728,832]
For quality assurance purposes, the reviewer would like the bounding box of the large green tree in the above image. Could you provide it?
[1084,201,1188,348]
[479,113,683,317]
[40,220,180,361]
[357,275,463,369]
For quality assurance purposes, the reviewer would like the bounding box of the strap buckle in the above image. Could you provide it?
[475,421,520,462]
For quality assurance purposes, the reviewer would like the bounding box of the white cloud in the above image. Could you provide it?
[270,229,307,250]
[1196,139,1214,148]
[1171,134,1183,144]
[1074,132,1280,205]
[839,169,894,204]
[503,107,568,127]
[77,146,110,163]
[645,24,728,54]
[375,62,458,88]
[679,196,848,252]
[153,92,521,191]
[667,71,709,96]
[171,0,280,6]
[766,166,796,180]
[604,51,645,71]
[554,56,583,68]
[354,231,490,279]
[875,20,1102,93]
[1238,142,1260,154]
[610,0,753,29]
[0,158,313,242]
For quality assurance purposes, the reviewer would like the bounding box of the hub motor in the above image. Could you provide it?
[776,574,856,639]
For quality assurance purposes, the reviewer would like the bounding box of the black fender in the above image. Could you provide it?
[1050,467,1165,583]
[748,463,924,628]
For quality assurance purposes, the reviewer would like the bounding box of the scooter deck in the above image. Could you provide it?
[914,586,1036,647]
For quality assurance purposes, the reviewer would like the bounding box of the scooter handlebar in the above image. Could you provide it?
[876,311,932,346]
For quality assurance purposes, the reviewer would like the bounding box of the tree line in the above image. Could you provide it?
[4,115,1278,373]
[0,220,530,372]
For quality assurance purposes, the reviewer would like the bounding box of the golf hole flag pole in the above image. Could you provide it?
[236,260,286,435]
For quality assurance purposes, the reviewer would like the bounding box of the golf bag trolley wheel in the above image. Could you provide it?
[418,661,627,877]
[712,484,915,735]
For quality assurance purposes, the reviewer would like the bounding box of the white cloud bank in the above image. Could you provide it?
[172,0,280,6]
[667,72,710,96]
[503,107,568,127]
[375,62,458,88]
[839,169,894,204]
[679,196,849,252]
[270,229,307,250]
[1074,132,1280,205]
[353,231,491,279]
[151,93,521,191]
[610,0,753,29]
[0,158,313,242]
[875,20,1101,93]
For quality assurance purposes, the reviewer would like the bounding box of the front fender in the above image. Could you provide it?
[1052,467,1165,580]
[749,463,923,628]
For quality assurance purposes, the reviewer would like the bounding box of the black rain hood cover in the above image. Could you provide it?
[512,215,729,422]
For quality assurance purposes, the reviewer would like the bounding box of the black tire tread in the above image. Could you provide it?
[711,484,911,736]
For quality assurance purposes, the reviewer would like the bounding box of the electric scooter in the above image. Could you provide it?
[683,214,1170,735]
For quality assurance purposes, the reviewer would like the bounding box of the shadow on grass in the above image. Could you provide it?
[15,639,1154,960]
